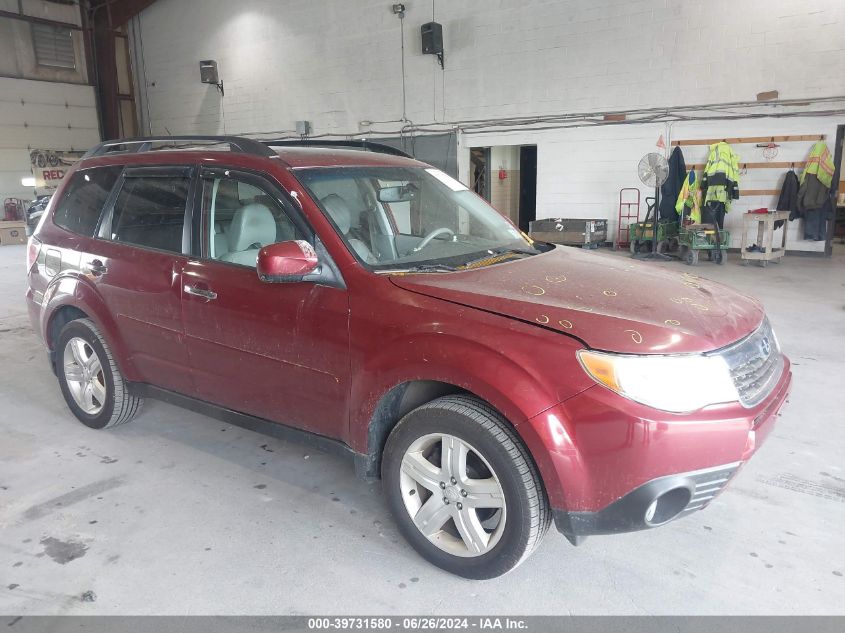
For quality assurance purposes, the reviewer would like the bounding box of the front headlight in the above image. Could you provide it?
[577,350,739,413]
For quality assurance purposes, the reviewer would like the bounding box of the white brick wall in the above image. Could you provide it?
[133,0,845,135]
[130,0,845,252]
[463,116,840,253]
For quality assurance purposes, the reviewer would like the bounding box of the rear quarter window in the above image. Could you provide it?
[52,166,122,236]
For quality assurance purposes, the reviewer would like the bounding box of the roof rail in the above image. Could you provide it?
[263,139,413,159]
[82,136,277,159]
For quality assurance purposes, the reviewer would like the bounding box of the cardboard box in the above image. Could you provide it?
[0,221,27,246]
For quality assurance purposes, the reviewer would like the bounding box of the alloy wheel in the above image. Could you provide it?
[399,433,507,557]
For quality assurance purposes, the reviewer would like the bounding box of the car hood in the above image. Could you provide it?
[389,246,764,354]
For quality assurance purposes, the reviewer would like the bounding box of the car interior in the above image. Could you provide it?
[207,178,301,266]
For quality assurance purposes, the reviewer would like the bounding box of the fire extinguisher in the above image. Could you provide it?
[498,167,507,181]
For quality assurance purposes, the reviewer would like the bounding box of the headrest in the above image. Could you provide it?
[227,203,276,251]
[321,194,352,234]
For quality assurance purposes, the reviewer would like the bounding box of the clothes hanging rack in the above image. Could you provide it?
[687,161,806,170]
[671,134,825,146]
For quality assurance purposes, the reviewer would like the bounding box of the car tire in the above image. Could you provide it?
[382,395,550,579]
[55,317,143,429]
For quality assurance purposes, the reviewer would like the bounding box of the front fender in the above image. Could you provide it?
[348,311,593,454]
[41,272,140,381]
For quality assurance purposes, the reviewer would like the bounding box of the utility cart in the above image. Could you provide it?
[629,220,679,254]
[678,223,730,265]
[740,210,789,267]
[628,196,680,255]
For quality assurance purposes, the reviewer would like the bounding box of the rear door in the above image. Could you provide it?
[94,165,196,395]
[181,166,350,438]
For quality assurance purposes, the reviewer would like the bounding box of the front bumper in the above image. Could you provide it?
[553,461,741,544]
[516,356,792,542]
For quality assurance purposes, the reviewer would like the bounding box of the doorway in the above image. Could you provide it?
[470,147,491,202]
[518,145,537,233]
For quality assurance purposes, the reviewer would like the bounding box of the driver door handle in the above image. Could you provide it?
[184,285,218,301]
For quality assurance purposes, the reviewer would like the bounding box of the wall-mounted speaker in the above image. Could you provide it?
[420,22,443,55]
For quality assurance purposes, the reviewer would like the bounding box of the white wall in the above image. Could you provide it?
[0,1,99,206]
[132,0,845,136]
[130,0,845,252]
[0,77,100,203]
[462,118,841,252]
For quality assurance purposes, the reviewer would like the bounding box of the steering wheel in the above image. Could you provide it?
[413,227,455,252]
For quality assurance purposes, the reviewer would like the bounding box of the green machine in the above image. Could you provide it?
[677,222,730,265]
[628,196,679,255]
[628,153,729,265]
[629,197,730,265]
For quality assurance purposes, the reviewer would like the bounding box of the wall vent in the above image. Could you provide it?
[32,23,76,69]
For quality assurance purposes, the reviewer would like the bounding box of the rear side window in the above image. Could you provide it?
[53,167,121,236]
[108,176,190,253]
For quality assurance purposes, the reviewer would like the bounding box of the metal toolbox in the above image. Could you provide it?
[529,218,608,245]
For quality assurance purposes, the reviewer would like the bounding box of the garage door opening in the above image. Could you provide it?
[470,147,491,202]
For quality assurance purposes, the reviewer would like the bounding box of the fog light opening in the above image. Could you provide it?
[644,487,692,526]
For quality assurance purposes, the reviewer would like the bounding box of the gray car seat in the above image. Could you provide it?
[213,222,228,257]
[320,194,377,264]
[220,203,276,266]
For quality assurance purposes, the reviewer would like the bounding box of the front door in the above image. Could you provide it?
[181,167,350,439]
[93,165,195,395]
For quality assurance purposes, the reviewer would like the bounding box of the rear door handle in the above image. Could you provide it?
[83,260,108,276]
[184,285,218,301]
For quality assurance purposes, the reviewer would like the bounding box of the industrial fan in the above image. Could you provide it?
[634,152,671,260]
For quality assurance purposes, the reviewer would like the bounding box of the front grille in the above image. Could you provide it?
[716,318,783,408]
[678,462,741,516]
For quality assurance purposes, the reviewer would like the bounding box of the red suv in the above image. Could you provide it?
[26,136,791,579]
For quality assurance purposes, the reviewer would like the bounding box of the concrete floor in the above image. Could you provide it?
[1,242,843,615]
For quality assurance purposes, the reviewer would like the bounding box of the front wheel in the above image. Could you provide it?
[382,395,550,579]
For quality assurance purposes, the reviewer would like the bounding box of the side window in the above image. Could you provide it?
[108,176,190,253]
[53,167,121,236]
[203,175,304,268]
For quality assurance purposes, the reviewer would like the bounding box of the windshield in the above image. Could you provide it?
[295,166,544,270]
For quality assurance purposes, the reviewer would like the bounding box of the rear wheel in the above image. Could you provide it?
[56,318,143,429]
[382,395,550,579]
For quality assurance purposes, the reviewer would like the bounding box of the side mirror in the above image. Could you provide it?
[257,240,319,283]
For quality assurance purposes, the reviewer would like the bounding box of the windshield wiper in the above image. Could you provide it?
[399,263,460,273]
[462,247,537,268]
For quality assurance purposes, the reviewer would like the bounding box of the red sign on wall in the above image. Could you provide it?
[29,149,84,195]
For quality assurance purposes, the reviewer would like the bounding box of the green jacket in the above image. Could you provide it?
[801,141,835,188]
[675,170,701,224]
[701,142,740,210]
